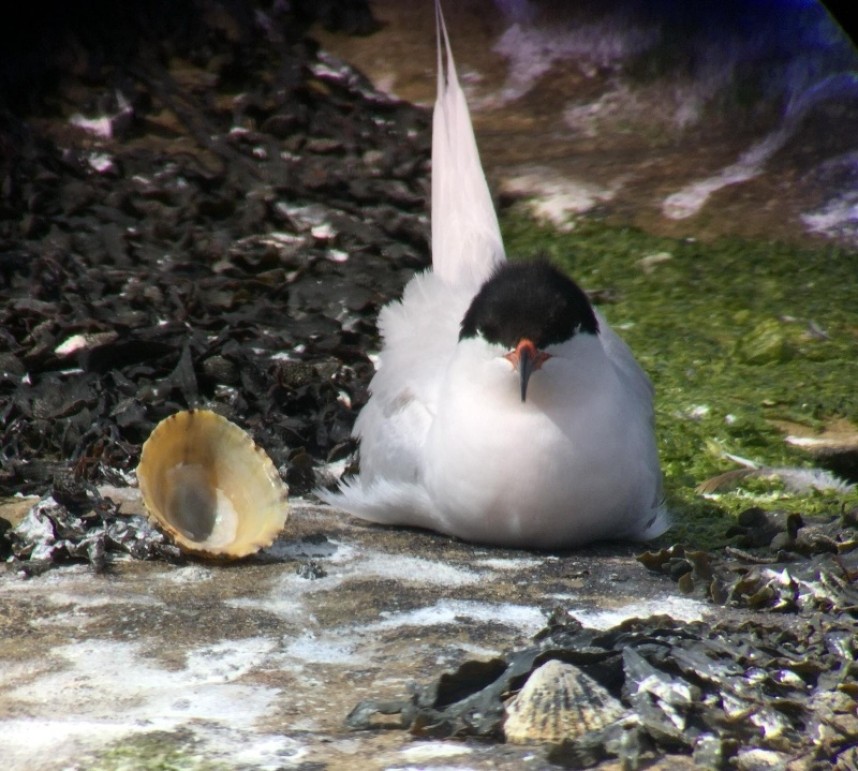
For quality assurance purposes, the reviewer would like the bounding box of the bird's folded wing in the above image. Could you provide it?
[595,310,655,415]
[350,273,472,480]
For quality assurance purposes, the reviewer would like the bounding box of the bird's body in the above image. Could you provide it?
[320,2,667,548]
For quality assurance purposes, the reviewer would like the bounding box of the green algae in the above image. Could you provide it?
[87,732,229,771]
[501,213,858,548]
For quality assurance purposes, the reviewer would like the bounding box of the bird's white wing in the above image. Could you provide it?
[431,0,505,290]
[318,276,469,527]
[595,310,655,414]
[596,310,667,529]
[351,273,472,485]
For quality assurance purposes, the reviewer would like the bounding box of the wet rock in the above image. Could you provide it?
[349,612,858,768]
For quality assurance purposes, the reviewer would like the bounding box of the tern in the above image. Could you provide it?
[320,1,667,548]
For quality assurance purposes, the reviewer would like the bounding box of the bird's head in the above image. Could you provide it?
[459,260,598,402]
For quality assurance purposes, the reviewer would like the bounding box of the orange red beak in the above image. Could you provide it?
[504,338,551,402]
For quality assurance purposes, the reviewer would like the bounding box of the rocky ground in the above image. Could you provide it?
[0,0,430,503]
[1,2,857,769]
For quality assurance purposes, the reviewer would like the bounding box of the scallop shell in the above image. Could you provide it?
[504,659,626,744]
[137,409,289,558]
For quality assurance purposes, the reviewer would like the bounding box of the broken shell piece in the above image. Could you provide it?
[504,659,625,744]
[137,409,288,558]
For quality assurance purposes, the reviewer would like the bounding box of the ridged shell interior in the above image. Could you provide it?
[137,409,289,558]
[504,659,625,744]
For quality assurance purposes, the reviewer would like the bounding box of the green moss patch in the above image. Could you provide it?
[87,732,228,771]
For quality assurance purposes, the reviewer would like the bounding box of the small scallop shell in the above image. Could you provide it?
[137,409,289,558]
[504,659,625,744]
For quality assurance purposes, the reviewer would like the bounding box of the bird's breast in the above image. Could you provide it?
[422,342,654,547]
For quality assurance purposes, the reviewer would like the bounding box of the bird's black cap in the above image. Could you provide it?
[459,260,598,348]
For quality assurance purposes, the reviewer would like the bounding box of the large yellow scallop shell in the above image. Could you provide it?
[504,659,626,744]
[137,409,289,558]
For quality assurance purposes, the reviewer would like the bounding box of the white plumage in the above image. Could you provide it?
[320,1,667,549]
